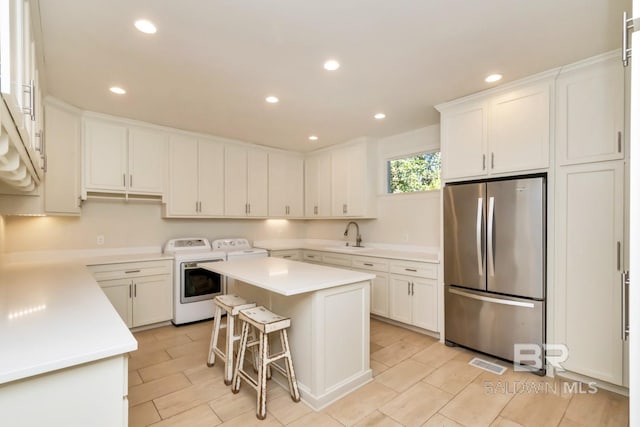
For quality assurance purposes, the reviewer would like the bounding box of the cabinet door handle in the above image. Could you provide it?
[623,11,633,67]
[407,282,410,295]
[134,283,137,298]
[129,284,132,298]
[196,201,199,212]
[130,174,133,187]
[617,241,621,271]
[248,203,251,214]
[482,154,486,170]
[283,255,292,259]
[405,268,417,272]
[314,206,318,215]
[125,270,141,274]
[618,131,622,153]
[491,152,495,169]
[123,174,126,187]
[411,282,414,296]
[622,271,630,340]
[307,255,315,259]
[343,204,347,214]
[364,263,374,267]
[22,80,35,120]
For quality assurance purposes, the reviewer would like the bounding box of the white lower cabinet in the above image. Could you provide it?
[368,273,390,317]
[0,355,129,427]
[555,160,627,385]
[88,260,173,328]
[300,250,438,332]
[269,249,301,261]
[389,259,438,331]
[389,275,438,331]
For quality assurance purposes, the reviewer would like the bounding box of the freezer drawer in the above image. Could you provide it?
[445,285,545,372]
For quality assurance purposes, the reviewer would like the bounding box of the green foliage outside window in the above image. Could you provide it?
[387,152,441,193]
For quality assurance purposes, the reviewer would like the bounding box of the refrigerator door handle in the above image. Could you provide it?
[476,197,484,276]
[488,196,495,277]
[448,287,535,308]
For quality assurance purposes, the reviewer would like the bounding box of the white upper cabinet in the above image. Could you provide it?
[268,152,303,217]
[84,119,128,191]
[43,101,81,215]
[83,117,167,196]
[556,53,624,166]
[440,100,487,179]
[437,74,553,181]
[224,144,268,217]
[330,140,375,217]
[166,134,224,217]
[0,0,44,185]
[128,128,168,194]
[489,82,550,174]
[304,151,332,217]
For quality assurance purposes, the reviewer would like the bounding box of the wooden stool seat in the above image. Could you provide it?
[207,294,256,385]
[232,306,300,420]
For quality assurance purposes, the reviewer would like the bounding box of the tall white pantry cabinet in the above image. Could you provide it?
[554,52,629,387]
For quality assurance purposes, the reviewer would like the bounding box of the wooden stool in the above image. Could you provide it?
[232,306,300,420]
[207,294,256,385]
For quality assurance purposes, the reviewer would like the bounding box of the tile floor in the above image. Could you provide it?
[128,318,629,427]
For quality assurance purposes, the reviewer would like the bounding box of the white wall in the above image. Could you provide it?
[305,125,441,248]
[3,200,306,253]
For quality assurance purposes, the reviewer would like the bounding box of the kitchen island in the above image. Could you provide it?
[200,256,375,410]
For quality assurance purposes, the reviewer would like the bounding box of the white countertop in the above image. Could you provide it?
[200,257,376,296]
[254,239,440,263]
[0,262,137,384]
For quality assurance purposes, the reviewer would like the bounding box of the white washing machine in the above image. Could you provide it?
[163,238,226,325]
[211,238,268,294]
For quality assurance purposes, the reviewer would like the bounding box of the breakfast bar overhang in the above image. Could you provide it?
[200,257,375,410]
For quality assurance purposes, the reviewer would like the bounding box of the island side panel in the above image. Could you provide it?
[233,279,372,410]
[315,281,371,393]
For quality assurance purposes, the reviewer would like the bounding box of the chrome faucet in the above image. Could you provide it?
[344,221,363,247]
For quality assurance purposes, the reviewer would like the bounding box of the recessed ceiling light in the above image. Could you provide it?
[374,113,386,120]
[265,96,279,104]
[308,135,319,141]
[134,19,157,34]
[485,73,503,83]
[109,86,126,95]
[323,60,340,71]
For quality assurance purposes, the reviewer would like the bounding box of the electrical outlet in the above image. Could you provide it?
[97,235,105,245]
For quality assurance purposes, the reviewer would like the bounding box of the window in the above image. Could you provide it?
[387,151,441,193]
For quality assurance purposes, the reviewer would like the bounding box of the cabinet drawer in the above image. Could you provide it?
[302,250,324,263]
[322,253,352,267]
[389,260,437,279]
[88,260,172,281]
[270,249,301,260]
[352,256,389,272]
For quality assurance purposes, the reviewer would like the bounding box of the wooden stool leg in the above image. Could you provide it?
[281,329,300,402]
[207,305,223,367]
[231,321,249,394]
[223,313,235,385]
[256,331,269,420]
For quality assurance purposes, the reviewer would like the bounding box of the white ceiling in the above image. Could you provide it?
[35,0,630,152]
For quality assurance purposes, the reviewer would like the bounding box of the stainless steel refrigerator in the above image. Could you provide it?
[443,175,546,373]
